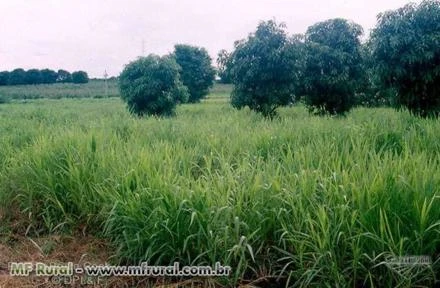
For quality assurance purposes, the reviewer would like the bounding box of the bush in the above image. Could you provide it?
[229,20,302,118]
[119,54,189,117]
[173,44,216,103]
[303,18,364,115]
[72,71,89,84]
[370,0,440,117]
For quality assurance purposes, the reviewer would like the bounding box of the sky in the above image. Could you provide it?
[0,0,419,78]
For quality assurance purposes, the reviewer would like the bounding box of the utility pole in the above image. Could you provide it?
[142,39,145,56]
[104,69,108,97]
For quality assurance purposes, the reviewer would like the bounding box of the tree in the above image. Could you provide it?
[25,69,42,85]
[0,71,9,86]
[216,49,232,84]
[57,69,72,83]
[119,54,189,117]
[40,69,58,84]
[72,71,89,84]
[369,0,440,117]
[302,18,364,115]
[173,44,216,103]
[229,20,302,118]
[8,68,27,85]
[354,43,394,107]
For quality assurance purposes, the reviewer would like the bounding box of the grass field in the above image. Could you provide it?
[0,86,439,287]
[0,79,119,101]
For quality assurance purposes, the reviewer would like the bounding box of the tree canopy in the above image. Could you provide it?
[25,69,42,85]
[119,54,189,117]
[370,0,440,117]
[57,69,72,83]
[72,71,89,84]
[302,18,364,115]
[229,20,302,118]
[173,44,216,103]
[8,68,27,85]
[0,68,88,86]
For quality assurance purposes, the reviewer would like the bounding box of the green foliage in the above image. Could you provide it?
[370,0,440,117]
[71,71,89,84]
[0,71,9,85]
[0,68,80,86]
[303,18,364,115]
[173,44,216,103]
[119,54,189,117]
[353,43,392,108]
[8,68,27,85]
[216,49,232,84]
[1,98,440,287]
[355,88,396,108]
[229,20,302,118]
[57,69,72,83]
[25,69,42,85]
[40,69,58,84]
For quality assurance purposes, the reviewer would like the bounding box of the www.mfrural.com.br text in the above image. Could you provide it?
[8,261,231,277]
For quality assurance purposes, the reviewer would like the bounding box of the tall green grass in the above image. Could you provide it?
[0,96,439,287]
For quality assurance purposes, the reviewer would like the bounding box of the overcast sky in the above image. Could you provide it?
[0,0,418,78]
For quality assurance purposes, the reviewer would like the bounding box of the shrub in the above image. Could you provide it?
[229,20,302,118]
[173,44,216,103]
[72,71,89,84]
[119,54,189,117]
[303,18,364,115]
[370,0,440,117]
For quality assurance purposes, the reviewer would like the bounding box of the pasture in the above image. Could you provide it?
[0,85,439,287]
[0,79,119,101]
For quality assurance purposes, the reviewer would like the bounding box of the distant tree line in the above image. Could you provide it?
[0,69,89,86]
